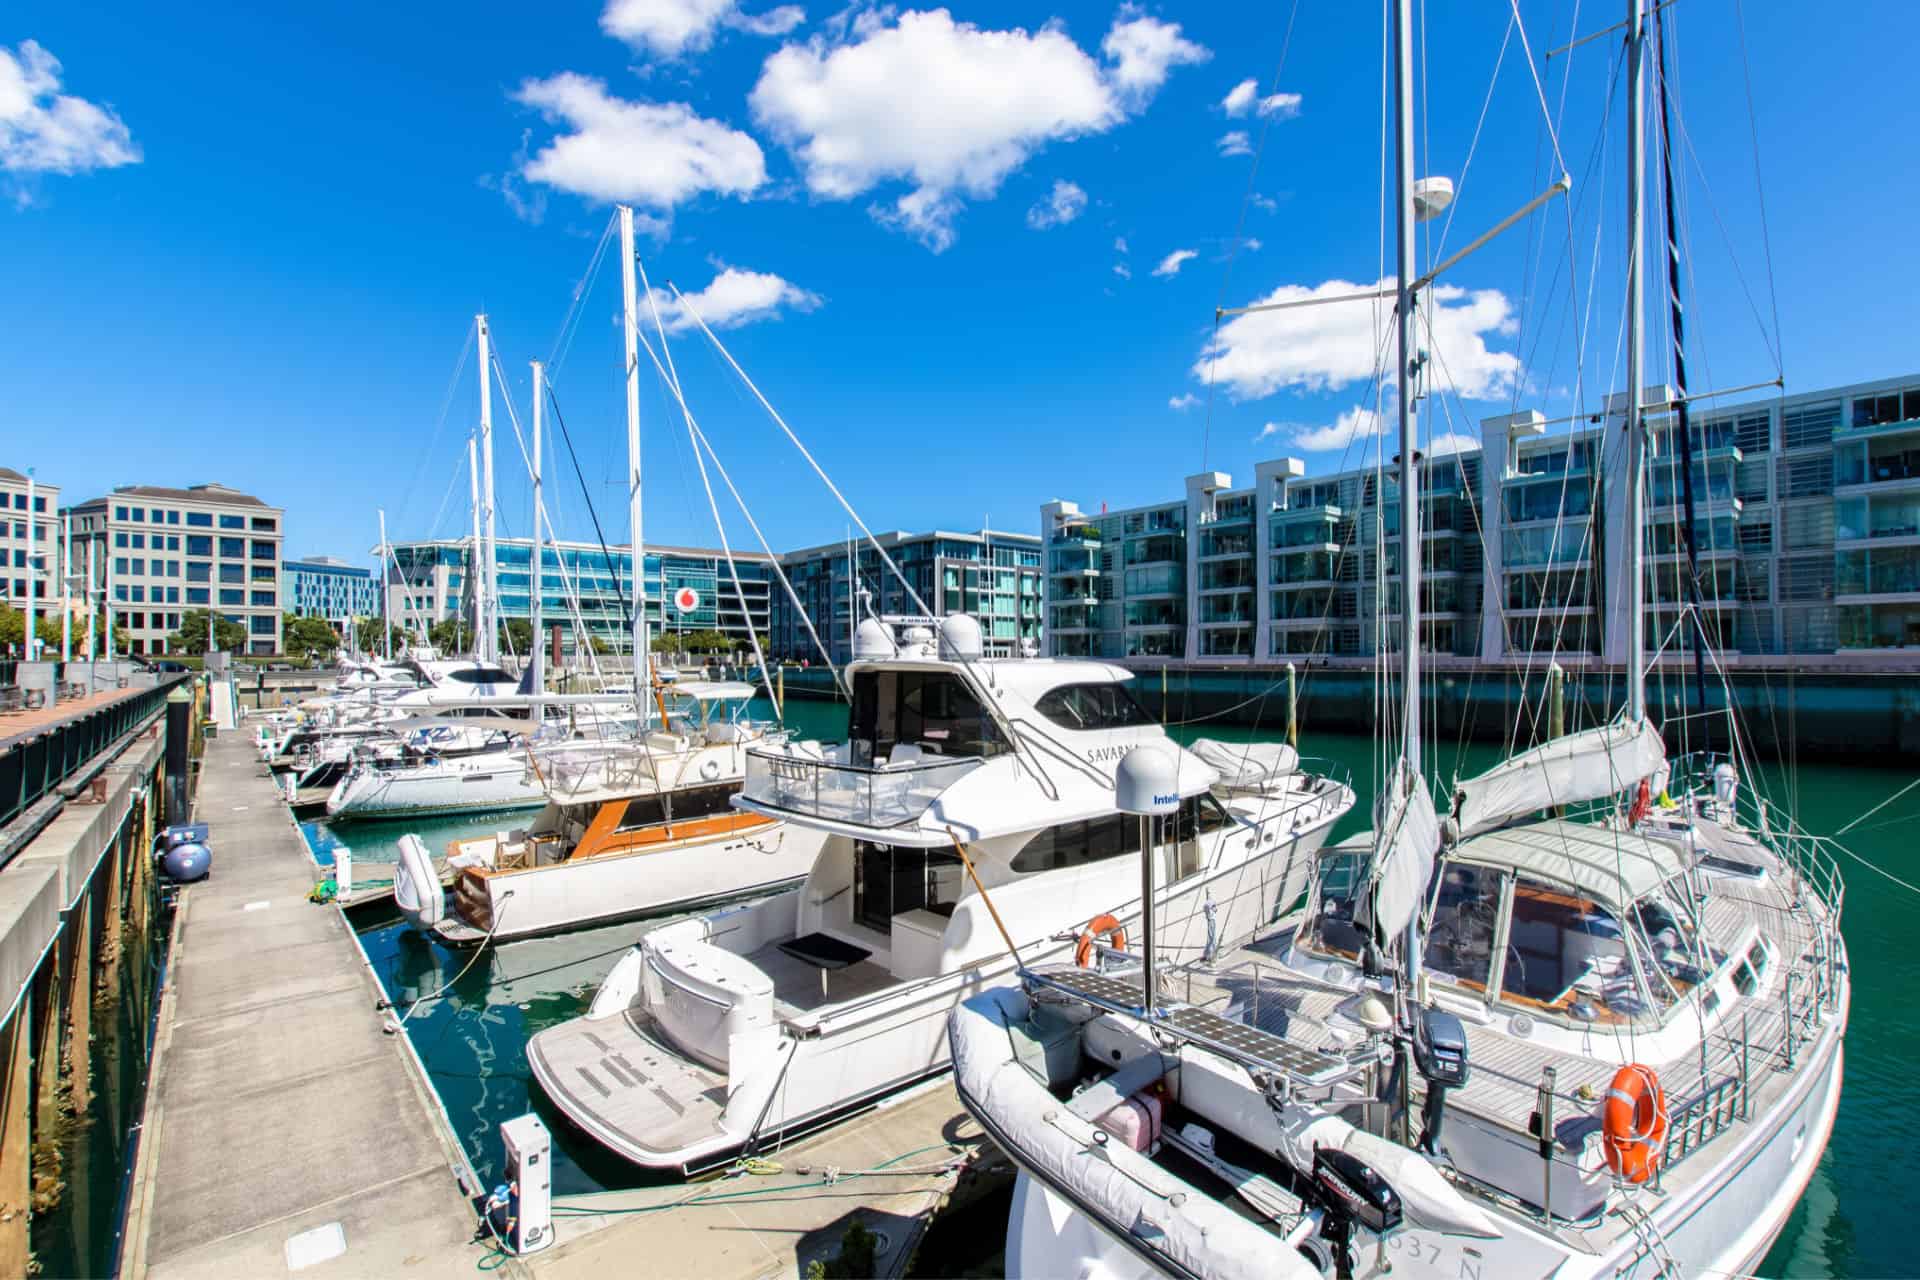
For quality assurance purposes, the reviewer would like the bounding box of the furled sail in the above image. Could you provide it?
[1450,719,1666,840]
[1190,738,1299,792]
[1367,760,1442,942]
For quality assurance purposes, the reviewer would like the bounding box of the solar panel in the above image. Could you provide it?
[1025,967,1353,1088]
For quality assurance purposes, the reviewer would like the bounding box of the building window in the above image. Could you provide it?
[219,537,243,558]
[251,590,276,606]
[115,532,128,548]
[186,561,211,582]
[218,514,243,529]
[129,558,144,575]
[167,510,180,525]
[219,564,245,584]
[186,512,211,527]
[218,589,243,605]
[131,508,144,522]
[187,535,211,557]
[251,540,276,560]
[250,615,276,635]
[251,565,275,581]
[187,588,209,604]
[115,506,128,520]
[251,516,276,531]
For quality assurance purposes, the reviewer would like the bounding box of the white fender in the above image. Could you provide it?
[394,834,444,930]
[588,948,646,1021]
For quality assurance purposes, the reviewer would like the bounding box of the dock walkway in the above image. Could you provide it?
[121,733,478,1279]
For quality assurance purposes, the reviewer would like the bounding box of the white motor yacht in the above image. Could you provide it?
[522,613,1354,1172]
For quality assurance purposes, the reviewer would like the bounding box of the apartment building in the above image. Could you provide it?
[284,555,377,621]
[0,468,58,618]
[385,537,774,653]
[1043,373,1920,665]
[65,483,285,656]
[770,529,1044,663]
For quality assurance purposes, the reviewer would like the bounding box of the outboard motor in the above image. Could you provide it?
[1412,1005,1469,1155]
[1305,1146,1402,1280]
[154,824,213,883]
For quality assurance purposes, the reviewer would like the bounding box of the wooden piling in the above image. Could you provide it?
[0,994,31,1278]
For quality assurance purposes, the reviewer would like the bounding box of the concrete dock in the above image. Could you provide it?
[526,1078,1006,1280]
[120,732,478,1279]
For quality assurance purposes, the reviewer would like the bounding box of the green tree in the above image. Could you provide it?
[429,617,473,655]
[356,617,411,653]
[497,617,534,657]
[283,613,341,661]
[168,608,248,655]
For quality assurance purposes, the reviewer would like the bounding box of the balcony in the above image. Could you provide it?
[741,746,983,832]
[1050,524,1102,548]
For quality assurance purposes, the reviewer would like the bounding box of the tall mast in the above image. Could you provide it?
[468,433,484,657]
[1391,0,1421,776]
[619,206,648,721]
[477,313,498,664]
[378,508,392,661]
[530,359,546,709]
[1624,0,1648,723]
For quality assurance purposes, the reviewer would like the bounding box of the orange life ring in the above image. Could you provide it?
[1075,914,1127,968]
[1601,1064,1669,1184]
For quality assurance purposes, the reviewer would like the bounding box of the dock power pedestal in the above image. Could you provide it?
[499,1114,554,1255]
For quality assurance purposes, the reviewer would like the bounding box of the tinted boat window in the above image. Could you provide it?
[1011,814,1143,874]
[1033,683,1152,731]
[1423,863,1505,993]
[1501,877,1647,1022]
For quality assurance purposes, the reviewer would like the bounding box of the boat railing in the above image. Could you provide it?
[741,747,984,829]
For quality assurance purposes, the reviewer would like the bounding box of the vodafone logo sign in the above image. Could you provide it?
[673,586,700,612]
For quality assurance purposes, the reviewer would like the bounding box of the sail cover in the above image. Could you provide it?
[1451,719,1666,840]
[1190,738,1298,791]
[1367,763,1441,942]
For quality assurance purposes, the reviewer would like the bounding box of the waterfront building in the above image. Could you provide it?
[0,468,58,615]
[384,536,773,653]
[1043,373,1920,665]
[770,529,1044,663]
[65,483,285,656]
[283,555,377,622]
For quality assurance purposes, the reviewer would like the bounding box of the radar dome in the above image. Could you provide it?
[937,613,984,660]
[852,618,896,660]
[1114,746,1182,816]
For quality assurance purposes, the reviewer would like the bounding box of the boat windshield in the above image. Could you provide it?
[1298,843,1368,960]
[1499,876,1655,1024]
[1423,862,1505,993]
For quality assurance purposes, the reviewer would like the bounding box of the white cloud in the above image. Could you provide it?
[1250,192,1278,212]
[645,265,822,333]
[750,8,1204,251]
[601,0,806,58]
[513,73,766,210]
[1242,236,1262,252]
[1101,9,1209,106]
[1113,262,1132,280]
[1153,248,1197,277]
[1427,430,1477,456]
[1257,90,1302,118]
[1113,235,1128,254]
[1169,393,1200,411]
[1255,421,1284,441]
[1223,78,1300,120]
[1025,178,1086,229]
[0,40,140,180]
[1217,130,1252,157]
[1293,405,1382,452]
[1196,276,1519,401]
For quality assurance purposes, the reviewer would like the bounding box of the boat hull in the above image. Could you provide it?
[325,755,548,819]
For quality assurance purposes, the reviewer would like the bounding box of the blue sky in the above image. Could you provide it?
[2,2,1909,568]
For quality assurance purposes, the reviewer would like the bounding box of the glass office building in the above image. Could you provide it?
[284,556,377,622]
[771,529,1044,663]
[384,536,773,654]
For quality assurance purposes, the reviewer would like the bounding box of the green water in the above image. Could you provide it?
[324,697,1911,1276]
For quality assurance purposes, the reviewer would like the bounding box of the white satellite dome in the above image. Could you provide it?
[938,613,984,660]
[1114,746,1182,816]
[852,618,896,660]
[1412,176,1454,222]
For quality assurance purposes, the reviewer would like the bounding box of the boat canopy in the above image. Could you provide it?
[1189,738,1298,791]
[1448,817,1686,915]
[1450,719,1665,840]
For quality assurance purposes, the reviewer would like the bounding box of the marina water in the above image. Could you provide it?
[305,698,1904,1277]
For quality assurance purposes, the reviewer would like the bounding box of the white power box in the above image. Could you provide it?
[499,1113,554,1255]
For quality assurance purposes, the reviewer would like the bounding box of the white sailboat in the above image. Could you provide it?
[953,4,1848,1277]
